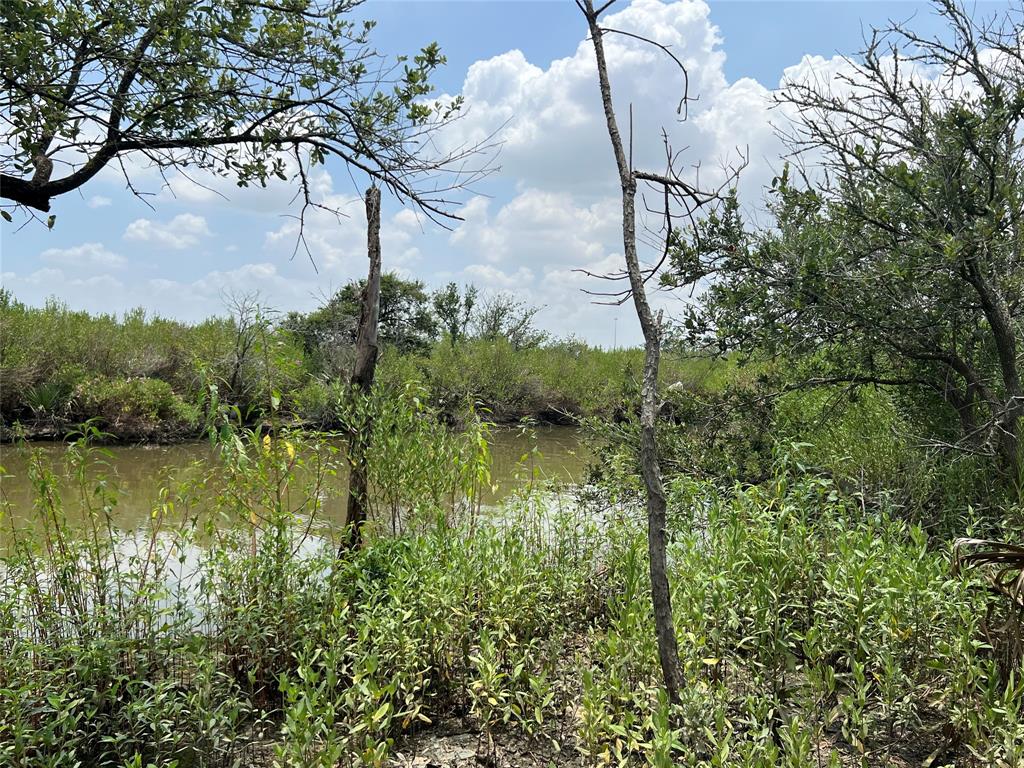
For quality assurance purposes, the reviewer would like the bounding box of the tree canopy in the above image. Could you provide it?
[1,0,486,223]
[432,281,477,347]
[471,293,548,351]
[671,0,1024,469]
[285,273,437,359]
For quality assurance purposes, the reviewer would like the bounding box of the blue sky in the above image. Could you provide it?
[1,0,1009,346]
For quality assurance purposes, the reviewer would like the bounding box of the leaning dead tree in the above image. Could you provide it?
[341,185,383,552]
[578,0,743,702]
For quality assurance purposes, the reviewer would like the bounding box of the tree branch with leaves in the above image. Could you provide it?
[1,0,494,233]
[672,0,1024,473]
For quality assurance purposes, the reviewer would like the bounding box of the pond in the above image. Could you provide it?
[0,426,592,539]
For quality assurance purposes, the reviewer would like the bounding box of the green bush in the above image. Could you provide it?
[578,471,1016,766]
[73,376,200,437]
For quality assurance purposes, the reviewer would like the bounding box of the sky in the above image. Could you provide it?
[0,0,1011,347]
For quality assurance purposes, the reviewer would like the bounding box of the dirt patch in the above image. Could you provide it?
[389,718,584,768]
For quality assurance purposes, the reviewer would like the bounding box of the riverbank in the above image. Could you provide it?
[0,295,734,443]
[2,429,1019,767]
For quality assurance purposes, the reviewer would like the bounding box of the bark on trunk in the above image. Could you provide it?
[341,185,382,552]
[583,0,685,702]
[963,253,1023,472]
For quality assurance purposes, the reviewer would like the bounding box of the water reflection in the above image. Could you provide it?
[0,426,591,539]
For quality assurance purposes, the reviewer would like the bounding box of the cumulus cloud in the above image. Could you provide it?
[40,242,126,268]
[123,213,212,250]
[2,268,126,314]
[154,159,336,215]
[463,263,535,289]
[426,0,798,344]
[263,193,426,279]
[451,191,620,267]
[11,0,910,346]
[437,0,768,199]
[140,261,348,321]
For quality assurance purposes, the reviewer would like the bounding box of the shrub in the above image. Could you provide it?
[72,376,200,438]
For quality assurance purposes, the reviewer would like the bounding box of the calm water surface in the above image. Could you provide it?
[0,426,591,538]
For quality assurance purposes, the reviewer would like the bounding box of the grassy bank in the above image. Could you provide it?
[4,298,1022,768]
[0,295,732,441]
[1,424,1021,767]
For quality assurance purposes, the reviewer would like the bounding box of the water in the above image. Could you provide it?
[0,426,591,538]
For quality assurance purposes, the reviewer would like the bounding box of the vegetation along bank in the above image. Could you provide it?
[0,283,733,442]
[3,0,1024,765]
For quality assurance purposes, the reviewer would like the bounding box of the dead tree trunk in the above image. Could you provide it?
[582,0,684,702]
[342,185,382,552]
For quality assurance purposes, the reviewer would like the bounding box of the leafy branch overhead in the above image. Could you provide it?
[668,0,1024,472]
[1,0,493,224]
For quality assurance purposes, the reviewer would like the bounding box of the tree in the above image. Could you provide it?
[673,0,1024,472]
[281,305,357,378]
[343,185,381,551]
[222,291,269,410]
[287,273,437,360]
[471,293,548,350]
[1,0,487,225]
[432,282,477,347]
[338,273,437,353]
[579,0,738,702]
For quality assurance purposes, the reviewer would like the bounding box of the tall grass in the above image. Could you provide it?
[578,472,1022,766]
[0,411,601,767]
[380,338,734,424]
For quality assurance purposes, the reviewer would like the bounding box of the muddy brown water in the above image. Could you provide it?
[0,426,591,540]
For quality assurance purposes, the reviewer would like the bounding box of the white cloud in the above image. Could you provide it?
[87,195,112,209]
[463,264,535,289]
[13,0,968,348]
[137,261,337,321]
[40,242,126,268]
[263,192,426,279]
[451,189,620,267]
[424,0,796,344]
[155,160,336,214]
[123,213,212,250]
[2,268,125,314]
[189,262,291,295]
[437,0,759,199]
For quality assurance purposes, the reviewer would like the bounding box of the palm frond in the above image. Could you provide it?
[953,538,1024,607]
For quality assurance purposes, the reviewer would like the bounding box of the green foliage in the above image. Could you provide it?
[4,293,710,438]
[669,1,1024,472]
[0,415,597,766]
[75,376,200,436]
[0,297,304,438]
[577,470,1017,766]
[2,401,1022,766]
[471,293,549,350]
[402,339,727,424]
[773,385,913,484]
[432,282,478,346]
[1,0,464,216]
[285,273,440,363]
